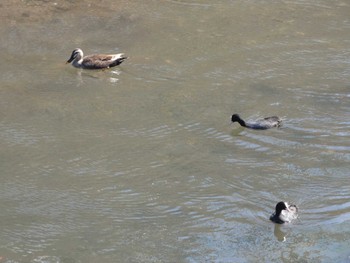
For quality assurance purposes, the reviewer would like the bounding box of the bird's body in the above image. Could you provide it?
[66,48,127,69]
[270,201,298,224]
[231,114,282,130]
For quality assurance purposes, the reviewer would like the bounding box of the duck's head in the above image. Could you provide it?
[275,201,289,215]
[66,48,83,63]
[231,114,242,123]
[231,114,247,127]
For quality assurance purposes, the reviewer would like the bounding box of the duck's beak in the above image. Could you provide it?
[66,55,75,64]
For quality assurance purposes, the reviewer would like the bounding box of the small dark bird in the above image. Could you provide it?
[270,201,298,224]
[231,114,282,130]
[66,48,127,69]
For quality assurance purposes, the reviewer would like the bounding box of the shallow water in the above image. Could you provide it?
[0,0,350,262]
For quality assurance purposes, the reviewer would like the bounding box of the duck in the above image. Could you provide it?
[270,201,298,224]
[66,48,127,69]
[231,114,282,130]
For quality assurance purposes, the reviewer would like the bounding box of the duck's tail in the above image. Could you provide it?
[111,54,128,67]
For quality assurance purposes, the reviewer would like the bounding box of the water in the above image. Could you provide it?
[0,1,350,262]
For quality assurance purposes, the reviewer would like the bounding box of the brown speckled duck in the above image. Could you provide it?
[66,48,127,69]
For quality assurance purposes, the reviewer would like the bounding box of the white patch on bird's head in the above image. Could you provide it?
[73,48,83,58]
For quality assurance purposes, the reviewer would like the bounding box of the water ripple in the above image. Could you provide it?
[0,122,54,146]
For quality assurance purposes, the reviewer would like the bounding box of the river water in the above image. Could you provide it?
[0,1,349,262]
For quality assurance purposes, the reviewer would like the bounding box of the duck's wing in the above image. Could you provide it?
[263,116,280,122]
[263,116,282,127]
[289,205,298,213]
[280,208,298,222]
[280,210,292,223]
[245,116,282,129]
[82,54,127,69]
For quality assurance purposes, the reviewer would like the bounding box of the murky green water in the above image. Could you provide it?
[1,1,350,262]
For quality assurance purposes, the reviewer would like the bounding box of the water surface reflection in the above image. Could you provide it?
[0,0,350,262]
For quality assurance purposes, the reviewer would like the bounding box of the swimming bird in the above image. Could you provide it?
[270,201,298,224]
[231,114,282,130]
[66,48,127,69]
